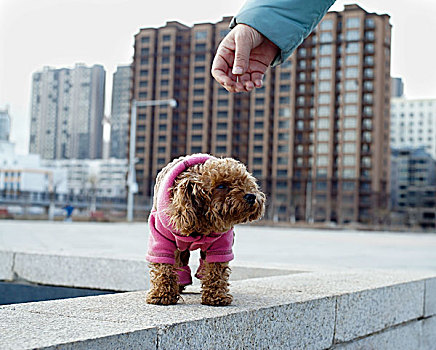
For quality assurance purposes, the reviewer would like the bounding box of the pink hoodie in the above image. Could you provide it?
[146,154,234,268]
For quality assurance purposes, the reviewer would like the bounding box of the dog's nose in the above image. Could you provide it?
[244,193,256,205]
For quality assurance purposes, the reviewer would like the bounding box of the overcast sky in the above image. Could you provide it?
[1,0,435,154]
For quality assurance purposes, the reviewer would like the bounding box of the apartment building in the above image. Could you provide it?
[131,4,392,224]
[110,65,132,159]
[390,97,436,160]
[391,148,436,228]
[0,108,11,142]
[29,64,106,160]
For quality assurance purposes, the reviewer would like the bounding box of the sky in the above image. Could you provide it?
[1,0,436,154]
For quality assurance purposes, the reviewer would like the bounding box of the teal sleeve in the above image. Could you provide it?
[230,0,336,66]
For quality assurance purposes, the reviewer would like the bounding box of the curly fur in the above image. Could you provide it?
[201,262,233,306]
[165,157,265,235]
[146,263,179,305]
[147,154,265,306]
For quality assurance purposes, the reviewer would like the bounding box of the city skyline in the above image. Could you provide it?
[1,0,436,154]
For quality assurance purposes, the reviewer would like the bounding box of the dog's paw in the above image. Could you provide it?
[201,293,233,306]
[146,291,179,305]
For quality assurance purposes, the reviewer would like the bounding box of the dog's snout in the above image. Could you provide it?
[244,193,256,205]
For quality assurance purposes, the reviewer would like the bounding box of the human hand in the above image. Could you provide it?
[211,24,279,93]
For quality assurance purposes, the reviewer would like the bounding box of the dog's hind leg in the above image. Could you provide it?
[146,263,179,305]
[201,261,233,306]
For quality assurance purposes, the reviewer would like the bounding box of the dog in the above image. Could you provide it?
[146,153,265,306]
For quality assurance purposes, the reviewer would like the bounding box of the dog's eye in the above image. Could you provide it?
[216,184,228,190]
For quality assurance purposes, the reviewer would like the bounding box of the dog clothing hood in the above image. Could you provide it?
[147,154,234,265]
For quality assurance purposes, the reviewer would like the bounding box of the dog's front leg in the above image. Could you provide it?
[146,263,179,305]
[201,261,233,306]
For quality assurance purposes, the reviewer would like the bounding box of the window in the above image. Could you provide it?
[318,93,331,104]
[346,42,360,53]
[140,69,148,76]
[317,131,329,141]
[192,112,203,119]
[317,156,329,166]
[217,111,228,118]
[318,106,330,117]
[344,92,358,103]
[195,43,206,51]
[193,89,204,96]
[195,66,205,73]
[364,29,376,41]
[343,130,356,141]
[317,143,329,153]
[318,81,331,92]
[193,100,203,107]
[319,44,332,55]
[194,77,205,84]
[162,35,171,41]
[346,55,359,66]
[255,110,264,117]
[344,105,358,116]
[217,122,227,130]
[195,54,205,62]
[254,145,263,153]
[141,48,150,55]
[345,67,359,78]
[216,146,227,153]
[365,44,374,53]
[254,133,263,141]
[320,32,333,43]
[192,123,202,130]
[365,18,375,28]
[141,36,150,43]
[346,17,360,28]
[343,168,356,178]
[195,30,207,40]
[162,46,170,53]
[280,72,291,80]
[317,118,329,129]
[192,135,202,142]
[319,68,332,79]
[344,117,357,128]
[279,108,291,117]
[346,30,360,41]
[280,84,290,92]
[364,69,374,78]
[279,120,289,128]
[320,19,333,30]
[216,134,227,141]
[319,56,332,67]
[254,121,264,129]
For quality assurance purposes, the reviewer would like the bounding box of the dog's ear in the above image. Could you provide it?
[167,176,203,235]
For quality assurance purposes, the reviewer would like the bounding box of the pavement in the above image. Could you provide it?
[1,220,436,271]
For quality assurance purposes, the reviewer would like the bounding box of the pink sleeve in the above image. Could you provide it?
[205,229,234,263]
[146,211,177,264]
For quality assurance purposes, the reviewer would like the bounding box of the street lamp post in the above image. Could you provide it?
[127,99,177,222]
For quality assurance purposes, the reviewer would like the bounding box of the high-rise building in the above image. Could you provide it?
[391,77,404,98]
[390,148,436,228]
[29,64,106,160]
[131,4,392,224]
[0,107,11,142]
[390,97,436,159]
[110,65,132,159]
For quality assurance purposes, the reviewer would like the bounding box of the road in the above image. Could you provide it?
[1,220,436,271]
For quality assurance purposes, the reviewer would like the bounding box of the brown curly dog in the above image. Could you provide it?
[146,154,265,306]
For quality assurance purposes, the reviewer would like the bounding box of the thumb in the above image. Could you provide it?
[232,33,251,76]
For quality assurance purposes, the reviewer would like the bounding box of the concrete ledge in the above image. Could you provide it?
[0,250,298,291]
[1,270,435,349]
